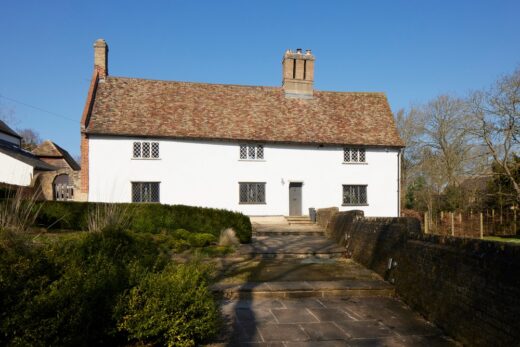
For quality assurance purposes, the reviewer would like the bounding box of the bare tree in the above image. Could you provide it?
[0,102,17,125]
[18,128,42,151]
[395,107,424,208]
[468,66,520,203]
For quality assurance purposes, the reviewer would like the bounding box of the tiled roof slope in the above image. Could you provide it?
[86,77,404,147]
[32,140,81,171]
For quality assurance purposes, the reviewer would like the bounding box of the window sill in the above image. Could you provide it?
[131,158,161,161]
[342,162,368,165]
[342,203,369,206]
[239,202,267,205]
[239,159,266,162]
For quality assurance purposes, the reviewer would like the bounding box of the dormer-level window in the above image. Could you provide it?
[240,144,264,160]
[344,148,365,163]
[133,141,159,159]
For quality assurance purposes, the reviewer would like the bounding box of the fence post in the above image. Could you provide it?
[514,205,517,234]
[451,212,455,236]
[440,211,444,220]
[424,212,429,234]
[480,213,484,239]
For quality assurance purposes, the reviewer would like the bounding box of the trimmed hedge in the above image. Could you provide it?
[35,202,252,243]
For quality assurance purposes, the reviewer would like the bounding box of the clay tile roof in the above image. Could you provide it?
[86,76,404,147]
[32,140,81,170]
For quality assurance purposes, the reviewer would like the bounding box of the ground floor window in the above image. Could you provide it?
[239,182,266,204]
[132,182,160,203]
[343,185,367,205]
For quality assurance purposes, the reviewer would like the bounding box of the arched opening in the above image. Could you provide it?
[53,174,73,201]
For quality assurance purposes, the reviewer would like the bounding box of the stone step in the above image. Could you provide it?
[242,235,345,259]
[288,220,315,225]
[212,280,395,299]
[286,216,312,221]
[240,250,344,260]
[254,230,325,236]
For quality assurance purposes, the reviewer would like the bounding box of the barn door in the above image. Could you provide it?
[289,182,302,216]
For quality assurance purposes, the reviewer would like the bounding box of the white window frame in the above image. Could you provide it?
[343,147,366,164]
[239,144,265,161]
[133,141,160,159]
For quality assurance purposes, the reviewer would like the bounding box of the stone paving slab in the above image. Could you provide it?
[213,280,394,299]
[239,235,345,258]
[215,297,460,346]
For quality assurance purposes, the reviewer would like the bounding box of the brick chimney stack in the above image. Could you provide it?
[94,39,108,78]
[282,48,315,98]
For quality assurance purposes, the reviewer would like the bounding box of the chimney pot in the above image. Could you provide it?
[282,48,315,98]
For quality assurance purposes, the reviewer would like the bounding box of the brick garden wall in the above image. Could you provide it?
[318,209,520,347]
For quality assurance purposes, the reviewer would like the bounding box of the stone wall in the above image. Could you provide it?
[317,208,520,347]
[316,207,338,229]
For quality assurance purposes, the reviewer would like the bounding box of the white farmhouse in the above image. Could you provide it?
[0,120,55,187]
[80,39,404,217]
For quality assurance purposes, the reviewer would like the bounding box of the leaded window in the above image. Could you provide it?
[239,182,266,204]
[344,148,366,163]
[133,141,160,159]
[132,182,160,203]
[343,185,367,205]
[239,144,264,160]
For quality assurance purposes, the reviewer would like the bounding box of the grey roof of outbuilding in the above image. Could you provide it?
[0,120,22,139]
[0,139,56,171]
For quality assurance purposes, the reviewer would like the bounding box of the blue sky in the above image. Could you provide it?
[1,0,519,157]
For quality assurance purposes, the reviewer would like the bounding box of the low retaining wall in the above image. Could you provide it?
[317,209,520,347]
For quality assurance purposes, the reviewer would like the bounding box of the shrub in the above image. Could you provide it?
[87,203,131,233]
[117,262,220,347]
[219,227,240,246]
[0,187,43,232]
[36,202,252,243]
[0,229,168,346]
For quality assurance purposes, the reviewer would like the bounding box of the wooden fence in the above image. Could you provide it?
[422,208,518,238]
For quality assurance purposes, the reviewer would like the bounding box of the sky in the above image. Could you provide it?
[0,0,519,158]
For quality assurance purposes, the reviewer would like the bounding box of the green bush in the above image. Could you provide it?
[168,229,217,247]
[36,202,252,243]
[0,229,173,346]
[117,262,220,347]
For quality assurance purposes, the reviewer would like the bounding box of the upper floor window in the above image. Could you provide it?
[132,182,160,203]
[344,148,365,163]
[133,141,159,159]
[240,144,264,160]
[343,185,367,205]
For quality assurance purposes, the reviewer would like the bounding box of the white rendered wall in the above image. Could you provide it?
[88,136,400,217]
[0,152,34,186]
[0,133,21,146]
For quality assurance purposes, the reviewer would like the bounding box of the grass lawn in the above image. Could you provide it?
[484,236,520,244]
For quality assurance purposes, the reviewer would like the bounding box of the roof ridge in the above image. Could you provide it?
[107,76,281,90]
[106,76,387,96]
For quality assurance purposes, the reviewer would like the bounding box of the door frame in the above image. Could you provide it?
[288,181,303,216]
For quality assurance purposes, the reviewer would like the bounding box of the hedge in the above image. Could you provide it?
[35,202,252,243]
